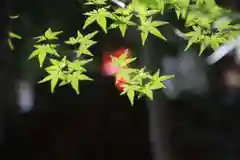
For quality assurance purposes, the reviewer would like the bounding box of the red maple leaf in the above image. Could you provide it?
[102,48,131,91]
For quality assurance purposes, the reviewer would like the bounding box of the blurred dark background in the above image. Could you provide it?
[1,0,240,160]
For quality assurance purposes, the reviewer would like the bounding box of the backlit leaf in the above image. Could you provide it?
[83,8,110,33]
[127,88,135,106]
[35,28,63,43]
[70,76,80,94]
[139,17,168,45]
[51,75,59,93]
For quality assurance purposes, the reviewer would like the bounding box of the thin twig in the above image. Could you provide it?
[111,0,126,8]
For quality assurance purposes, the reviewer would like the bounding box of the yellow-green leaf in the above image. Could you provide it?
[38,52,47,68]
[83,14,96,29]
[38,74,53,84]
[146,90,153,100]
[127,88,135,106]
[140,31,148,45]
[199,36,211,55]
[185,36,198,51]
[119,24,127,37]
[149,27,166,41]
[158,75,175,81]
[151,21,169,27]
[77,74,93,81]
[71,77,79,94]
[97,14,107,33]
[51,76,58,93]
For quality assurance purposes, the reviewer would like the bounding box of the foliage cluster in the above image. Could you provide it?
[8,0,240,105]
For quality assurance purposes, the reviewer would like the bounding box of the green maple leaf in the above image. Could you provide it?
[76,40,97,57]
[83,8,111,33]
[114,4,134,15]
[109,14,136,37]
[156,0,165,13]
[138,0,165,13]
[38,57,67,93]
[80,31,98,43]
[146,10,160,16]
[29,44,59,68]
[35,28,63,43]
[138,16,168,45]
[70,59,92,69]
[131,2,148,15]
[68,71,93,94]
[65,31,98,45]
[215,19,232,31]
[132,67,150,85]
[185,11,213,29]
[184,26,202,51]
[210,34,226,50]
[75,71,93,82]
[121,84,140,106]
[76,44,94,57]
[149,80,166,90]
[39,56,93,94]
[199,36,211,55]
[65,31,98,57]
[49,56,69,69]
[167,0,189,19]
[175,8,181,19]
[57,58,93,93]
[149,70,175,89]
[127,87,135,106]
[196,0,205,5]
[65,31,83,45]
[158,75,175,82]
[139,83,153,100]
[67,59,91,72]
[184,25,228,54]
[127,1,160,16]
[69,75,80,94]
[39,71,60,93]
